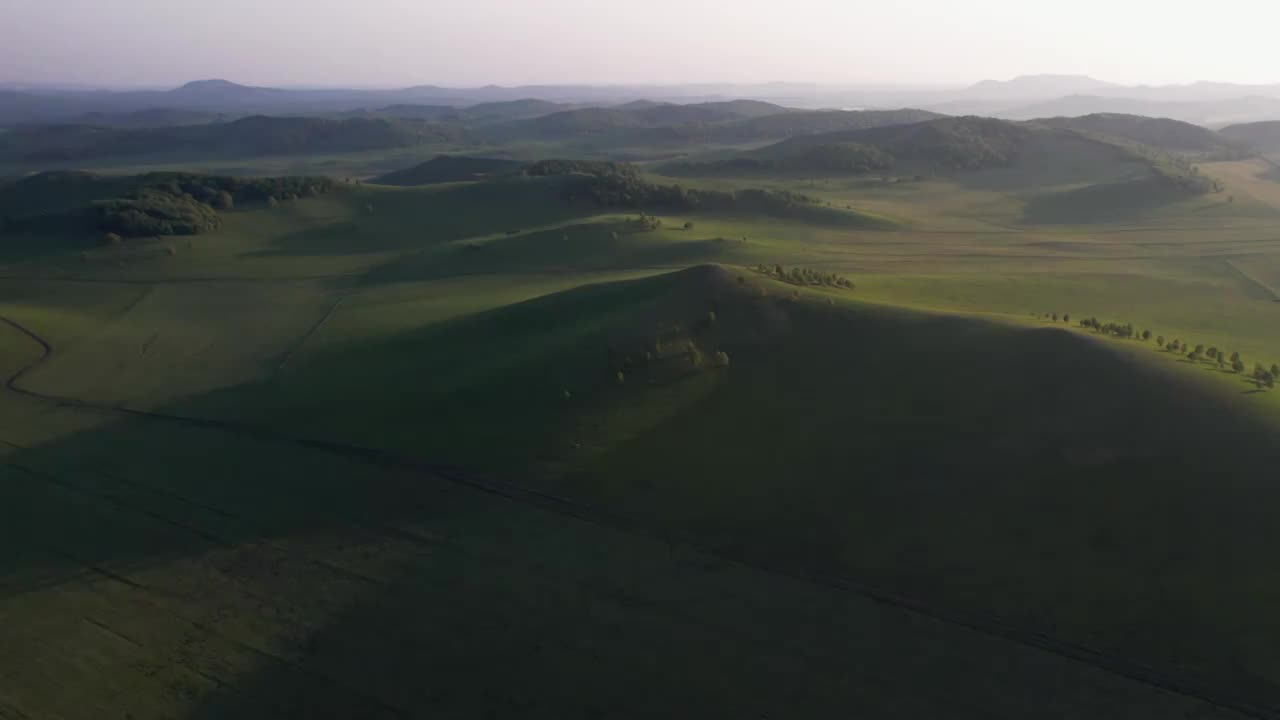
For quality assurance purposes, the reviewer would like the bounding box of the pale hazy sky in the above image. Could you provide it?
[3,0,1278,88]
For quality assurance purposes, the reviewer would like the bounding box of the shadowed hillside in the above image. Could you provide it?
[370,155,523,186]
[1221,121,1280,153]
[0,115,470,164]
[1034,113,1248,159]
[667,115,1226,205]
[483,106,940,144]
[169,264,1280,708]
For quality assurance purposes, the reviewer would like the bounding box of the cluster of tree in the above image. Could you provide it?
[756,264,854,289]
[523,159,640,179]
[1070,312,1279,388]
[137,173,335,205]
[1077,316,1134,338]
[92,173,334,239]
[556,167,821,216]
[94,188,222,237]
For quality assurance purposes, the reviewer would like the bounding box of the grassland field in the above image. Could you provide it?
[4,142,1280,717]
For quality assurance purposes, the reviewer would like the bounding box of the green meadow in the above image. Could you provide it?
[4,122,1280,718]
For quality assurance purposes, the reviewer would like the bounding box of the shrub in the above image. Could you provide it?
[714,351,730,368]
[102,232,123,246]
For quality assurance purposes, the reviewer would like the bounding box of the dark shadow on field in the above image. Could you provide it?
[1021,178,1190,225]
[4,268,1280,716]
[0,228,95,264]
[360,220,734,284]
[244,178,589,258]
[167,268,1280,703]
[941,134,1151,193]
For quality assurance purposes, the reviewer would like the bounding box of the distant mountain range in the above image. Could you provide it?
[4,75,1280,131]
[913,76,1280,126]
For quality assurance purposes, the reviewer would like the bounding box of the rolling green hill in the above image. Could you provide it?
[166,262,1280,708]
[710,108,943,140]
[630,99,789,124]
[0,115,470,164]
[1034,113,1248,159]
[1220,121,1280,153]
[4,158,1280,718]
[668,115,1225,204]
[483,105,940,144]
[7,96,1280,719]
[370,154,523,185]
[0,170,334,239]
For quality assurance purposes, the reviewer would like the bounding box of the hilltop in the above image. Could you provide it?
[186,260,1280,708]
[370,155,523,185]
[484,105,940,144]
[965,74,1119,100]
[0,169,334,239]
[1220,120,1280,152]
[670,115,1067,175]
[667,115,1224,197]
[1033,113,1248,159]
[5,129,1280,717]
[0,115,469,165]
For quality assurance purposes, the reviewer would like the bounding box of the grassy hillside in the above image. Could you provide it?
[1034,113,1248,159]
[0,170,335,240]
[152,263,1280,708]
[0,115,470,165]
[673,116,1100,176]
[68,108,229,128]
[667,116,1226,211]
[484,106,940,145]
[6,109,1280,718]
[711,108,943,140]
[630,99,789,124]
[1221,121,1280,152]
[369,154,523,185]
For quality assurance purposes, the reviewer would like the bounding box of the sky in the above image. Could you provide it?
[3,0,1279,88]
